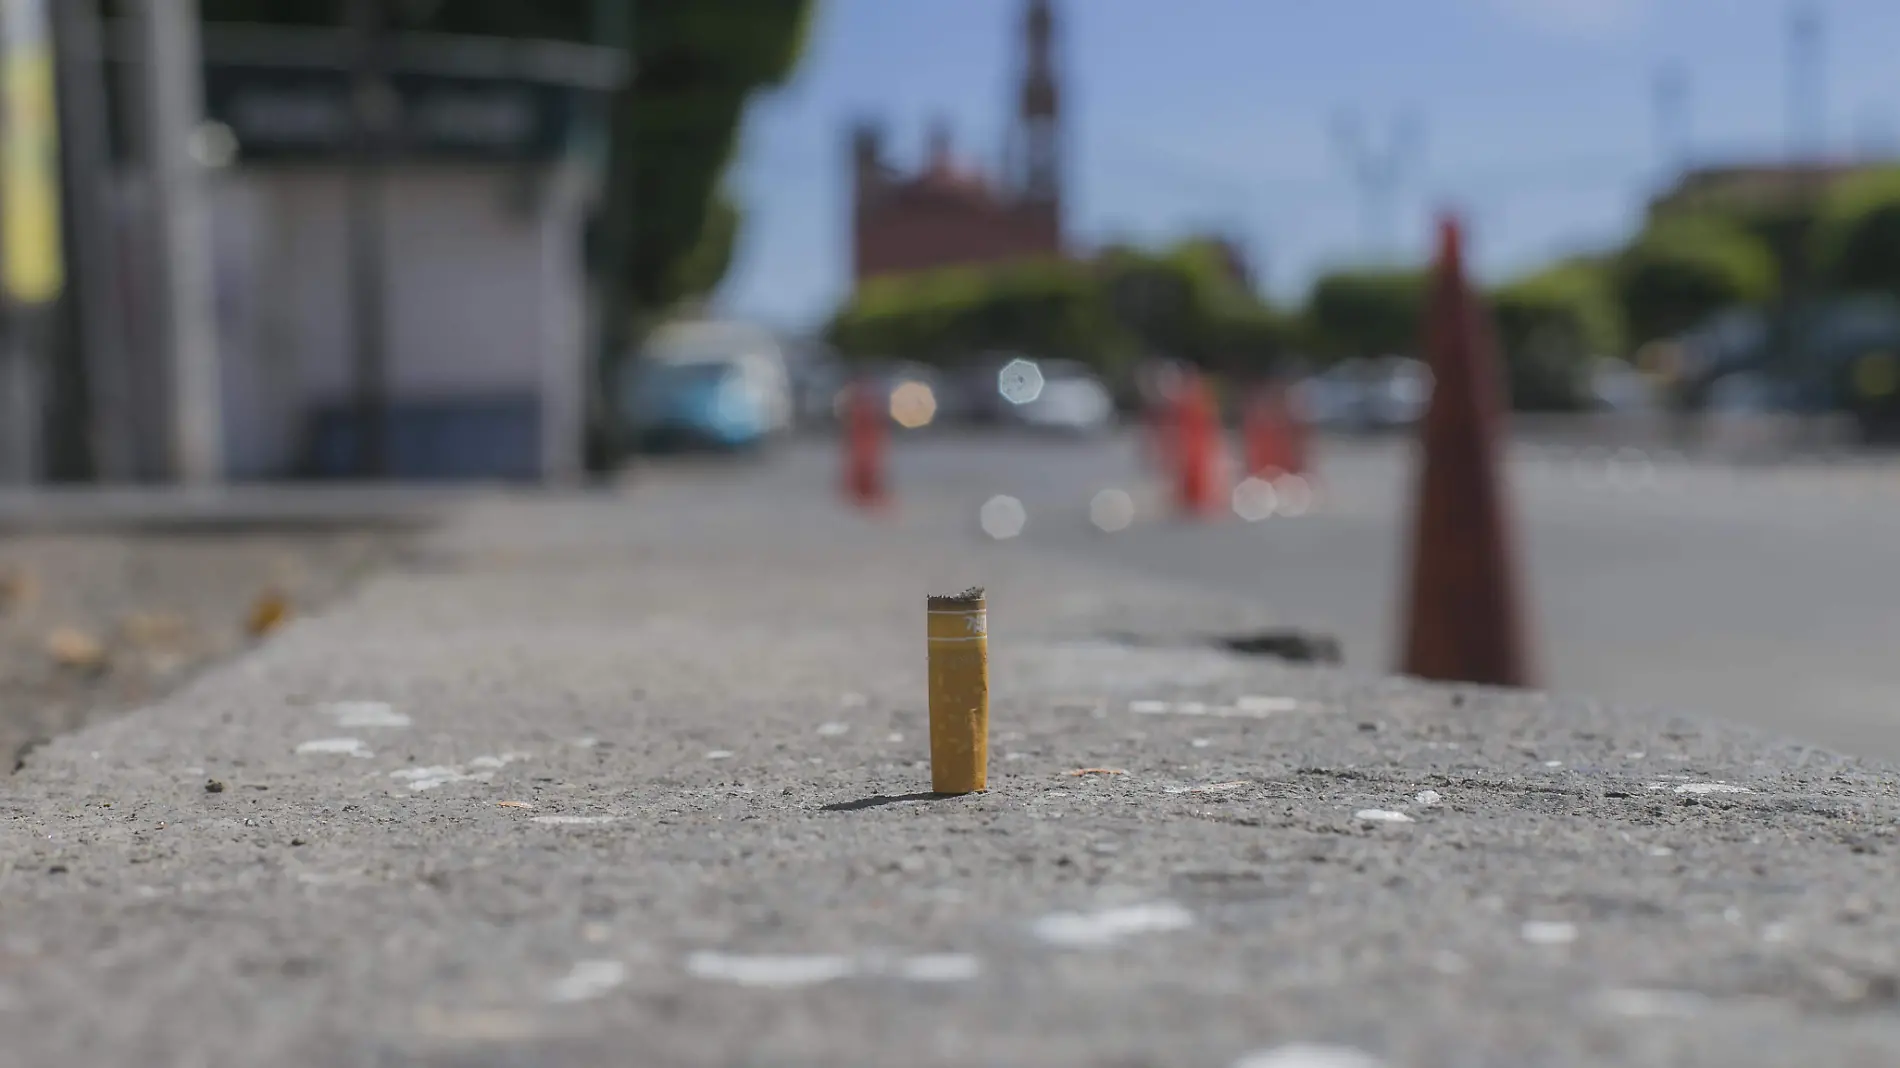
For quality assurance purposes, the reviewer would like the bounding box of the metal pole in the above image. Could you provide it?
[0,0,65,486]
[0,0,32,486]
[1783,2,1825,438]
[585,0,631,477]
[0,329,34,485]
[129,0,222,485]
[346,0,390,478]
[51,0,131,481]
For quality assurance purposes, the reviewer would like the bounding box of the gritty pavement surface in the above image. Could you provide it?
[870,429,1900,761]
[5,457,1900,1067]
[0,528,402,774]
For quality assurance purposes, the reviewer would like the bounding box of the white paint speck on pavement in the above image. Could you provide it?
[1522,921,1580,946]
[1355,809,1414,824]
[294,738,373,758]
[1030,902,1194,948]
[321,701,410,728]
[686,952,857,988]
[545,960,626,1004]
[1231,1043,1387,1068]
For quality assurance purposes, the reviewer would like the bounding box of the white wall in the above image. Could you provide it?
[207,163,589,480]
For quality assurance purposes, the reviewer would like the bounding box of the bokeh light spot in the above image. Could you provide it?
[1231,478,1278,522]
[890,381,937,429]
[980,495,1027,540]
[998,359,1045,406]
[1089,488,1135,533]
[1607,447,1656,491]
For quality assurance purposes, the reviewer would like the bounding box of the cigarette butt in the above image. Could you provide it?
[927,588,988,794]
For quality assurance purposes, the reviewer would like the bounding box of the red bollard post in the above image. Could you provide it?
[842,380,888,510]
[1173,372,1224,519]
[1242,382,1304,480]
[1246,380,1292,475]
[1397,215,1535,687]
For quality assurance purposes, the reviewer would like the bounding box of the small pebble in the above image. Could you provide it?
[204,779,225,794]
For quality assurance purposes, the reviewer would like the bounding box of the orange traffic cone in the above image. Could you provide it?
[1397,215,1534,687]
[842,380,888,510]
[1242,381,1308,480]
[1173,372,1225,519]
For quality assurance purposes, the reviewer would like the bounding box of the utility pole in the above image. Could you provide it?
[1787,1,1825,161]
[585,0,631,478]
[0,0,63,486]
[128,0,223,485]
[346,0,392,478]
[1782,1,1825,437]
[51,0,132,481]
[1332,110,1423,263]
[1653,63,1691,178]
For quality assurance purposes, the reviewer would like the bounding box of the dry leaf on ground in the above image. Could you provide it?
[45,627,107,670]
[119,611,193,649]
[246,591,292,637]
[0,566,37,614]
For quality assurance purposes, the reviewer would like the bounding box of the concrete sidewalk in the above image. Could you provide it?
[4,470,1899,1067]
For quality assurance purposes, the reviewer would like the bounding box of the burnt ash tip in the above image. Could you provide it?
[928,586,986,609]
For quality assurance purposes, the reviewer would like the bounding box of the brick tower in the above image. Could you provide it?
[850,0,1065,286]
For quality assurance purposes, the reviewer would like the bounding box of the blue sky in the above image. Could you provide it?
[717,0,1900,330]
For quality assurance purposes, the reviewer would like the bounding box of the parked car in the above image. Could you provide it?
[1295,356,1430,432]
[998,358,1115,434]
[621,320,792,452]
[780,336,848,430]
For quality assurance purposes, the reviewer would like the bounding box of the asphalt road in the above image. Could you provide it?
[8,459,1900,1066]
[828,428,1900,761]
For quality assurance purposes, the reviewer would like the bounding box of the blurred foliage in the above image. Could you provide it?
[825,238,1292,385]
[614,2,812,318]
[1489,259,1622,411]
[1300,268,1428,362]
[1614,217,1777,349]
[829,258,1125,371]
[1814,167,1900,300]
[1096,239,1291,374]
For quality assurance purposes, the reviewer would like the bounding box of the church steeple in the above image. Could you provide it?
[1015,0,1061,208]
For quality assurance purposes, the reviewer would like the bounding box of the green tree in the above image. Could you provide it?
[1094,238,1285,373]
[1301,268,1428,362]
[1205,301,1295,380]
[1490,260,1623,411]
[828,259,1126,372]
[1814,167,1900,299]
[1615,217,1777,347]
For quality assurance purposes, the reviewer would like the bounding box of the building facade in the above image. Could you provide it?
[105,22,621,483]
[850,0,1063,286]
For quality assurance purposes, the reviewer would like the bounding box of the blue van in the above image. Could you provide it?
[622,322,793,452]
